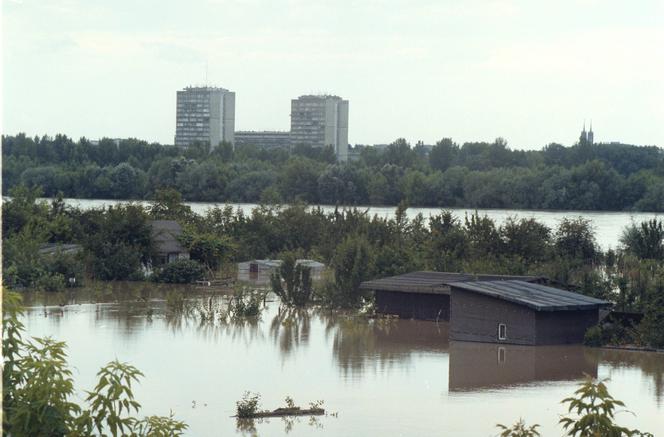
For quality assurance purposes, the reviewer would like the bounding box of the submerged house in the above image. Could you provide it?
[150,220,190,265]
[360,272,545,322]
[360,272,610,345]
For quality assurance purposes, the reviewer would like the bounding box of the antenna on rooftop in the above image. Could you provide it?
[205,61,208,87]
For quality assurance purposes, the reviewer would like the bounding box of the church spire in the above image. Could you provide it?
[580,120,588,144]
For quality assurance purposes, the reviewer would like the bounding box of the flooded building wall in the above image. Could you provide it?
[374,290,450,321]
[536,309,598,345]
[450,288,537,345]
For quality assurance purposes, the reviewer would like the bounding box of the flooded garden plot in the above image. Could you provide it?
[20,283,664,436]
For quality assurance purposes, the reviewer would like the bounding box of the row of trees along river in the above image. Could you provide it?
[3,133,664,210]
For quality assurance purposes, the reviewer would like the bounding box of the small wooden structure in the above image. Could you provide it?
[360,272,611,345]
[449,280,610,345]
[360,271,544,322]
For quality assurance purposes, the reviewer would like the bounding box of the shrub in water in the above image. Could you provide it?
[236,392,261,418]
[270,252,312,307]
[229,288,263,318]
[496,419,540,437]
[583,325,605,347]
[155,259,205,284]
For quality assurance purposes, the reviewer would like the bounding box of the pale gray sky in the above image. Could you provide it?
[2,0,663,149]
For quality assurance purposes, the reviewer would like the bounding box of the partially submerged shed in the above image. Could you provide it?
[448,280,611,345]
[360,271,544,322]
[360,272,611,345]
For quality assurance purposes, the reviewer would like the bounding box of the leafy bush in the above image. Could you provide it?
[583,325,605,347]
[496,419,540,437]
[2,291,188,436]
[327,235,373,308]
[35,273,66,292]
[42,252,84,287]
[236,392,261,418]
[270,252,313,307]
[229,288,264,318]
[154,259,205,284]
[559,378,653,437]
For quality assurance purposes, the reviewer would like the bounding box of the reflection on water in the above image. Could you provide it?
[20,283,664,436]
[449,342,597,392]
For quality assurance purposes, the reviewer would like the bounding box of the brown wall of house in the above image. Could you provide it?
[450,288,537,345]
[536,310,599,345]
[374,290,450,321]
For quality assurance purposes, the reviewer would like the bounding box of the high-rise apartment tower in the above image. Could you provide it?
[290,95,349,161]
[175,86,235,148]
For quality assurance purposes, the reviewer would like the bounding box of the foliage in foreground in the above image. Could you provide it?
[2,291,187,436]
[498,378,652,437]
[560,378,653,437]
[496,419,540,437]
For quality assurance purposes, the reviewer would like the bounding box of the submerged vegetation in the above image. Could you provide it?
[235,393,325,419]
[4,184,664,348]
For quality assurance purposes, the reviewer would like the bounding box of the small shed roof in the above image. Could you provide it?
[448,280,611,311]
[38,243,82,256]
[359,271,543,295]
[150,220,187,254]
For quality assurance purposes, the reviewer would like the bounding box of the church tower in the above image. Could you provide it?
[579,122,588,144]
[588,121,594,145]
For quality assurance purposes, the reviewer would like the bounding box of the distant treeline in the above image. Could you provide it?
[2,133,664,211]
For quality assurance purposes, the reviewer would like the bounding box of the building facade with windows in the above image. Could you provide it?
[234,130,291,149]
[175,86,235,148]
[290,95,349,161]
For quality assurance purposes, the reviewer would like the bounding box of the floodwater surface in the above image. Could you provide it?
[21,284,664,436]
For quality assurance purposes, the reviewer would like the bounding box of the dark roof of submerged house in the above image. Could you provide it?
[359,271,544,295]
[150,220,187,254]
[448,280,612,311]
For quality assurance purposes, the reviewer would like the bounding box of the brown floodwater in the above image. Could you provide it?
[20,283,664,436]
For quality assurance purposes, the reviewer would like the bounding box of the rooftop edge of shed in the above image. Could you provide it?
[448,280,612,312]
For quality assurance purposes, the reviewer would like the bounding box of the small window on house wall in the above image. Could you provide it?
[498,323,507,341]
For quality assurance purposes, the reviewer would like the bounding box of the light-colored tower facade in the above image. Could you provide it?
[175,86,235,148]
[290,95,349,162]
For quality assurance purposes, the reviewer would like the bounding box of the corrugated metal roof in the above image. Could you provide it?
[448,280,611,311]
[359,271,543,295]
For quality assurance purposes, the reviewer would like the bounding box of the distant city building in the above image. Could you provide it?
[234,130,291,149]
[579,121,594,145]
[89,138,122,147]
[290,95,349,162]
[175,86,235,148]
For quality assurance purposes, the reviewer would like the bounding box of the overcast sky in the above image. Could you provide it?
[2,0,663,149]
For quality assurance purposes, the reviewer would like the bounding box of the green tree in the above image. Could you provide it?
[270,251,313,307]
[620,220,664,260]
[429,138,458,172]
[324,235,373,308]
